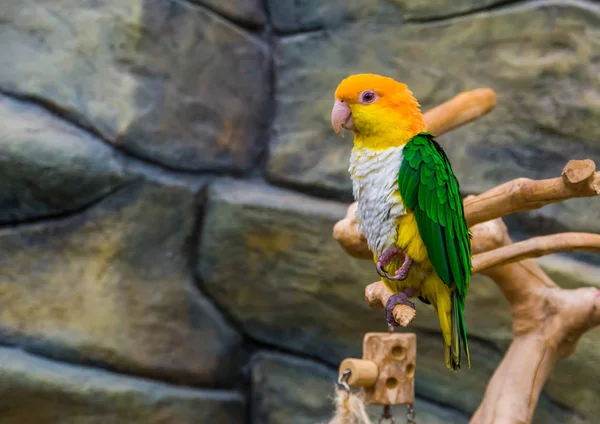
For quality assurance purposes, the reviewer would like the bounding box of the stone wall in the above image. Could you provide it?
[0,0,599,423]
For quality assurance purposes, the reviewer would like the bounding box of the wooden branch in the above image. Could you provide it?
[468,215,511,255]
[365,282,417,327]
[423,88,496,136]
[332,202,371,260]
[472,284,600,424]
[469,223,600,424]
[471,232,600,273]
[465,159,600,227]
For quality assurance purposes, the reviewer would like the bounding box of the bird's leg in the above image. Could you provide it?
[376,246,413,281]
[386,287,417,328]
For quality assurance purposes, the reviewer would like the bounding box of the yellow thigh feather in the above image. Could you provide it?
[395,213,428,263]
[376,211,453,349]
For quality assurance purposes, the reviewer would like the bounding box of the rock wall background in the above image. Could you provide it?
[0,0,599,423]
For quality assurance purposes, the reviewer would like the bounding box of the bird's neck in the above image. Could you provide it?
[352,113,426,151]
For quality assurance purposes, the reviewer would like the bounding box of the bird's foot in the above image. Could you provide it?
[376,247,413,281]
[385,288,417,328]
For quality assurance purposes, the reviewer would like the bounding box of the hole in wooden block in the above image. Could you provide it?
[385,377,398,389]
[406,363,415,378]
[391,345,405,360]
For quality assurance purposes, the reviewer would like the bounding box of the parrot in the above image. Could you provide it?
[330,73,472,371]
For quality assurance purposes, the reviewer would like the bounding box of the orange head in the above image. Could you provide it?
[331,74,426,149]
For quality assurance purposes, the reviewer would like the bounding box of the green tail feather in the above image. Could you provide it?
[446,291,470,371]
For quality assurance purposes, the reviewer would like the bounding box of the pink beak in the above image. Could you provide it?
[331,100,355,137]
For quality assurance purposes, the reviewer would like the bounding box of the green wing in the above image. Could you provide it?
[398,132,472,367]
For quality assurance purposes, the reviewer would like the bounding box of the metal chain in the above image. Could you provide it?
[379,405,395,424]
[406,403,416,424]
[379,404,416,424]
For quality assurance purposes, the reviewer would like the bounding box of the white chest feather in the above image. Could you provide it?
[349,147,406,257]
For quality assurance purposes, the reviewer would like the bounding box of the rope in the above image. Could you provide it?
[325,369,416,423]
[326,385,373,424]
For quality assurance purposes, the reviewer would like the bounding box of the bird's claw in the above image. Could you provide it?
[385,292,416,327]
[376,261,390,279]
[377,266,409,281]
[376,245,401,279]
[376,247,413,281]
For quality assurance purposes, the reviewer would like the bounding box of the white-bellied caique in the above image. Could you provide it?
[331,74,472,371]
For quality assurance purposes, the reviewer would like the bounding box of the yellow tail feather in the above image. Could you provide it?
[423,273,462,371]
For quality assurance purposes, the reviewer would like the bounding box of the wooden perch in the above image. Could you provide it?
[470,225,600,424]
[333,87,600,423]
[332,202,371,260]
[471,231,600,272]
[465,159,600,227]
[365,282,417,327]
[423,88,496,136]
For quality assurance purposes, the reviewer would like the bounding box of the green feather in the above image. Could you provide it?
[446,207,454,237]
[429,194,439,222]
[399,162,418,204]
[418,182,428,210]
[409,151,422,168]
[437,203,447,226]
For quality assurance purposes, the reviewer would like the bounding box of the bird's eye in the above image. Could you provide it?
[359,90,377,105]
